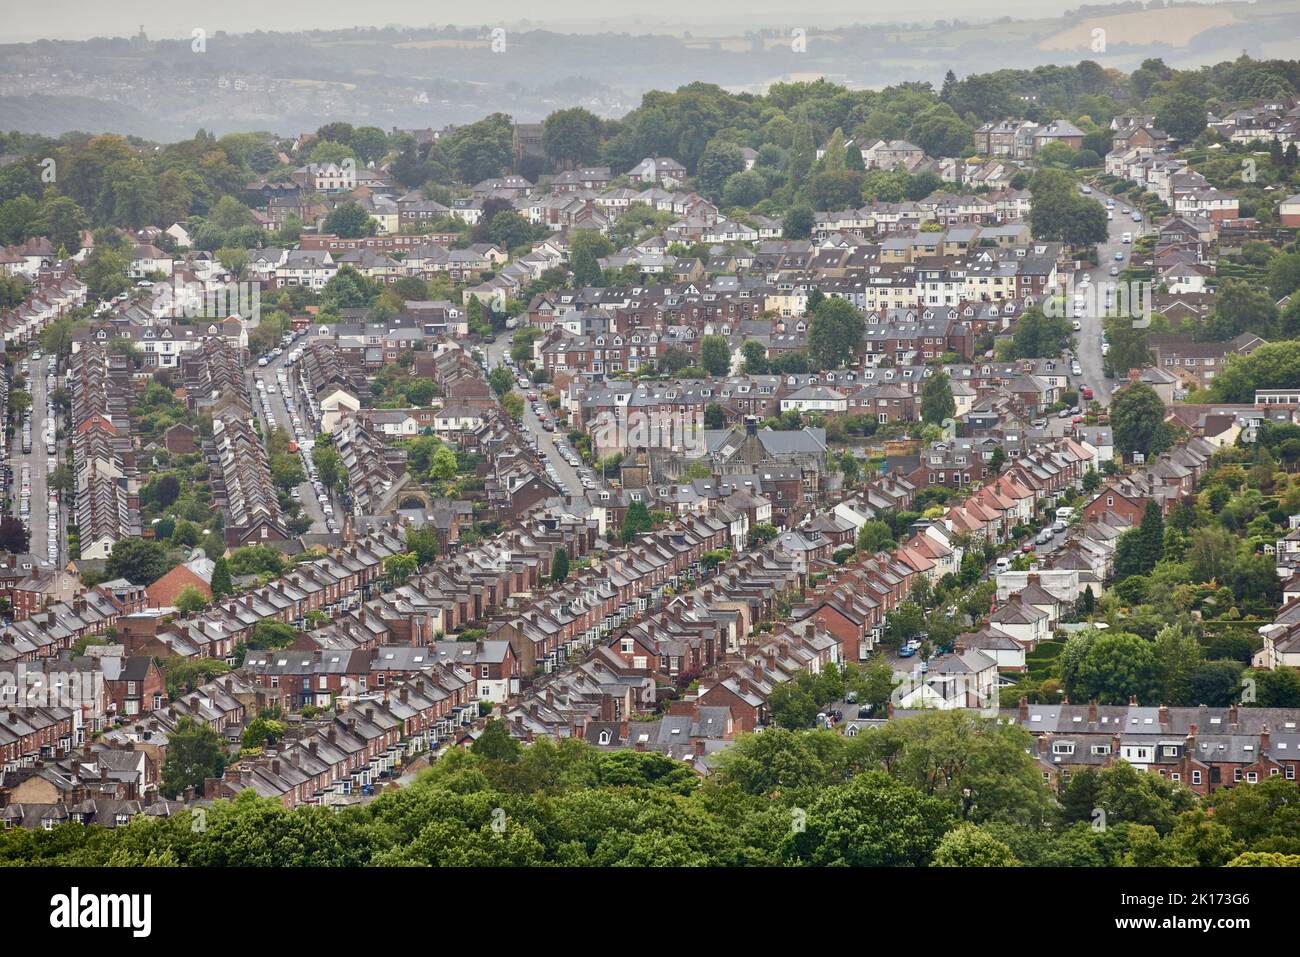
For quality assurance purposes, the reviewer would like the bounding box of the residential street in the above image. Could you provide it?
[483,333,589,499]
[246,337,333,534]
[1069,186,1155,405]
[13,354,63,569]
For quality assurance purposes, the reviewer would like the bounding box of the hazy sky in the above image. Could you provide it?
[0,0,1212,43]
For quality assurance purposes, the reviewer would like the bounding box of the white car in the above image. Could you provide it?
[1071,363,1083,376]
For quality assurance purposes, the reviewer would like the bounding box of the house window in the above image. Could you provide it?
[1247,771,1258,783]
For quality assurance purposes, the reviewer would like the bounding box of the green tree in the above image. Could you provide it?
[1009,306,1071,359]
[768,681,819,730]
[621,500,653,543]
[209,557,233,600]
[856,520,895,554]
[471,718,522,763]
[1255,667,1300,708]
[551,547,570,584]
[807,297,864,371]
[406,526,439,566]
[105,538,171,585]
[242,716,286,750]
[384,552,418,586]
[488,365,514,396]
[247,620,297,651]
[542,107,602,168]
[313,443,345,491]
[787,771,954,867]
[175,586,208,615]
[1154,624,1202,706]
[323,201,376,239]
[161,718,226,798]
[1157,92,1208,143]
[1187,525,1238,585]
[1074,631,1160,704]
[783,203,814,240]
[932,824,1020,866]
[699,335,731,377]
[696,141,745,199]
[430,445,459,482]
[921,371,956,425]
[1111,383,1171,460]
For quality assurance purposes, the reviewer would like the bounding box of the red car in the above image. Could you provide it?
[1081,387,1094,400]
[528,392,538,401]
[1021,544,1034,554]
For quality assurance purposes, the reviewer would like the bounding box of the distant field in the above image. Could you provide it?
[681,34,846,53]
[393,39,491,50]
[1037,6,1239,50]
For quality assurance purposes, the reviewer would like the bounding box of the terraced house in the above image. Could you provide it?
[210,405,287,547]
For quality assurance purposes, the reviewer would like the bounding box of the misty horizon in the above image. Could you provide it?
[0,0,1237,44]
